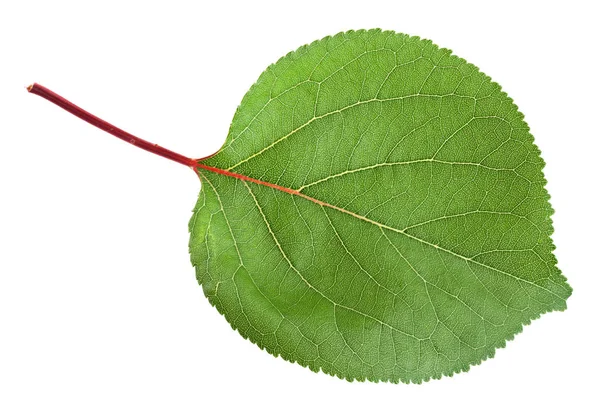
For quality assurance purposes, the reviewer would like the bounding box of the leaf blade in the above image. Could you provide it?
[189,29,571,383]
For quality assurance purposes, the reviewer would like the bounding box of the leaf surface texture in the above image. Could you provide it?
[189,30,571,383]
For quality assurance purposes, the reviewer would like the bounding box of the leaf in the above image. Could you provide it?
[188,29,571,383]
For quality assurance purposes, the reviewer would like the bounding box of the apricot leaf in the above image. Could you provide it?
[28,29,571,384]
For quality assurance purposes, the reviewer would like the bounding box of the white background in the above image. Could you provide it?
[1,1,598,407]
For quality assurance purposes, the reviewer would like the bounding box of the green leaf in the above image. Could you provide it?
[188,29,571,383]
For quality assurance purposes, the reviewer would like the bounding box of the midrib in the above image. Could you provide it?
[195,162,564,300]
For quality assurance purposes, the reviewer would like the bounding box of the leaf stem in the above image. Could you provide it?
[27,83,198,168]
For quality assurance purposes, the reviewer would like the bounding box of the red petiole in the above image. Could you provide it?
[27,83,199,168]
